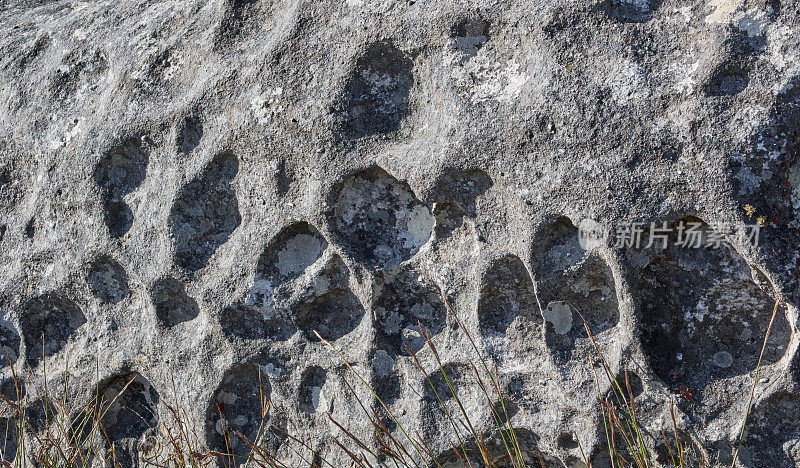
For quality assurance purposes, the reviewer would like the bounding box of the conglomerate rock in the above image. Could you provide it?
[0,0,799,466]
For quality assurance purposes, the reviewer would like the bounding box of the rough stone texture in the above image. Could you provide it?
[0,0,799,466]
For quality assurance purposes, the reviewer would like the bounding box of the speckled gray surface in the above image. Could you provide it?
[0,0,799,466]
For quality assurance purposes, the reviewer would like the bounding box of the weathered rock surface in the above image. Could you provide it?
[0,0,799,465]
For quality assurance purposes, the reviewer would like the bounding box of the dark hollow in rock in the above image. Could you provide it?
[0,225,5,242]
[503,372,545,413]
[638,219,791,410]
[151,277,199,326]
[437,436,558,468]
[436,448,540,468]
[24,397,59,436]
[591,409,680,468]
[373,269,445,356]
[792,349,800,389]
[705,64,750,97]
[705,31,758,99]
[541,254,620,364]
[739,392,800,467]
[100,372,159,439]
[299,366,327,413]
[370,349,402,420]
[557,432,579,450]
[433,202,465,240]
[490,398,519,427]
[0,376,24,403]
[422,363,470,403]
[297,289,365,342]
[23,218,35,238]
[0,159,28,213]
[256,221,328,287]
[613,371,644,401]
[255,349,292,384]
[94,138,149,201]
[653,430,704,466]
[596,372,647,441]
[17,33,50,70]
[99,372,159,466]
[0,167,9,189]
[431,168,493,217]
[420,363,475,440]
[209,364,270,465]
[373,402,399,433]
[333,166,433,269]
[20,292,86,366]
[220,304,295,341]
[451,18,490,60]
[531,216,584,282]
[259,417,289,455]
[274,159,292,197]
[371,353,401,407]
[335,41,414,139]
[478,255,537,337]
[443,429,551,467]
[315,254,351,290]
[86,255,129,304]
[49,47,108,100]
[766,0,781,18]
[94,137,149,238]
[245,222,327,313]
[177,114,203,154]
[139,48,179,91]
[0,418,17,464]
[104,201,134,238]
[601,0,662,23]
[0,323,20,368]
[591,447,633,468]
[215,0,263,48]
[170,152,241,272]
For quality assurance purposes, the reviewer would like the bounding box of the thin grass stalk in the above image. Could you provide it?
[329,436,370,468]
[167,373,208,467]
[315,331,428,468]
[334,363,412,467]
[623,371,649,467]
[368,406,418,468]
[730,299,781,468]
[467,361,517,466]
[668,397,684,468]
[589,355,615,468]
[573,431,588,468]
[441,296,525,467]
[326,413,380,462]
[405,339,473,467]
[659,427,677,468]
[582,317,649,468]
[490,364,524,465]
[417,326,487,466]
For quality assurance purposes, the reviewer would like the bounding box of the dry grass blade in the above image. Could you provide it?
[313,329,429,468]
[440,294,526,467]
[729,299,781,468]
[405,332,473,467]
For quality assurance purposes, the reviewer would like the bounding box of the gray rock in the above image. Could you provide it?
[0,0,799,466]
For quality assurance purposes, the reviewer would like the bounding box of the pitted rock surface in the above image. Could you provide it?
[0,0,799,466]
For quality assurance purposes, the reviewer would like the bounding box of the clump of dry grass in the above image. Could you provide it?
[313,294,531,468]
[0,299,781,467]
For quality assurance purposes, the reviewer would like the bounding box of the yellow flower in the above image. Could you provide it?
[757,216,766,226]
[744,204,755,216]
